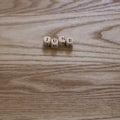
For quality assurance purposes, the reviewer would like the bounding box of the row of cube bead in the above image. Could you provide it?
[43,36,73,48]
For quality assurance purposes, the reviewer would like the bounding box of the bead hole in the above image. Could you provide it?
[69,39,72,42]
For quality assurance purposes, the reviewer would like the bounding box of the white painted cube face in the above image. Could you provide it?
[43,36,51,47]
[51,38,58,48]
[66,38,73,48]
[58,36,66,46]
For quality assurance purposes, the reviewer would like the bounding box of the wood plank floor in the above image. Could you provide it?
[0,0,120,119]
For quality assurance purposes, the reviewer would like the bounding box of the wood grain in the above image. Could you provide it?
[0,0,120,119]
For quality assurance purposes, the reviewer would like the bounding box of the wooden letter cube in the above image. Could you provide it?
[43,36,51,47]
[66,37,73,48]
[58,36,66,47]
[51,38,58,48]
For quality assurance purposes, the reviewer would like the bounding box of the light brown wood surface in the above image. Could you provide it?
[0,0,120,119]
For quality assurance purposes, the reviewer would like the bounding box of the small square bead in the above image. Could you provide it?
[58,36,66,47]
[51,38,58,48]
[43,36,51,47]
[66,37,73,48]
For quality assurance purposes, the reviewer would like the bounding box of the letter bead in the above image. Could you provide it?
[43,36,51,47]
[66,37,73,48]
[51,38,58,48]
[58,36,66,47]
